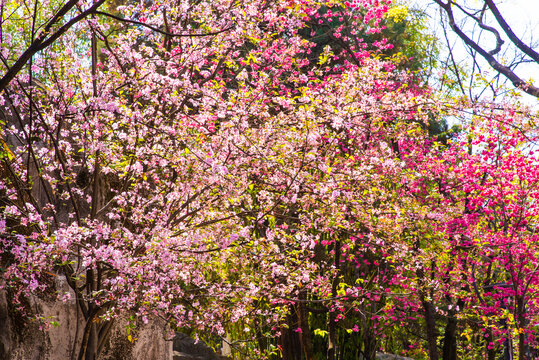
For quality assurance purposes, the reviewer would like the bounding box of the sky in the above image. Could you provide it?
[410,0,539,106]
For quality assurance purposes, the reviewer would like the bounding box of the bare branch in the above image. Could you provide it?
[433,0,539,98]
[485,0,539,63]
[94,11,234,38]
[448,0,504,55]
[0,0,106,93]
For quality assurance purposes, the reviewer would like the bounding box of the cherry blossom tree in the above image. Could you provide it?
[1,0,538,359]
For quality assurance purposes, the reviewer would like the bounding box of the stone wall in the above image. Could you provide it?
[0,280,172,360]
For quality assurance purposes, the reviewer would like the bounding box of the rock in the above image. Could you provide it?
[173,350,206,360]
[376,352,416,360]
[172,333,221,360]
[0,280,173,360]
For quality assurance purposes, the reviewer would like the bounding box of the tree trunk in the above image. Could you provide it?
[363,326,377,360]
[86,323,97,360]
[279,310,302,360]
[296,291,313,360]
[423,299,439,360]
[442,310,457,360]
[78,316,97,360]
[516,297,529,360]
[327,241,341,360]
[327,309,337,360]
[254,318,268,355]
[487,328,495,360]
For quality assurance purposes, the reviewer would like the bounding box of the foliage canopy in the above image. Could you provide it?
[0,1,538,360]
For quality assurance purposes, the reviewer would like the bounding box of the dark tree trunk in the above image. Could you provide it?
[442,307,458,360]
[363,326,377,360]
[441,315,456,360]
[78,315,97,360]
[327,310,337,360]
[516,297,529,360]
[423,299,439,360]
[280,310,302,360]
[86,324,97,360]
[296,291,313,360]
[487,328,495,360]
[327,241,341,360]
[254,318,268,355]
